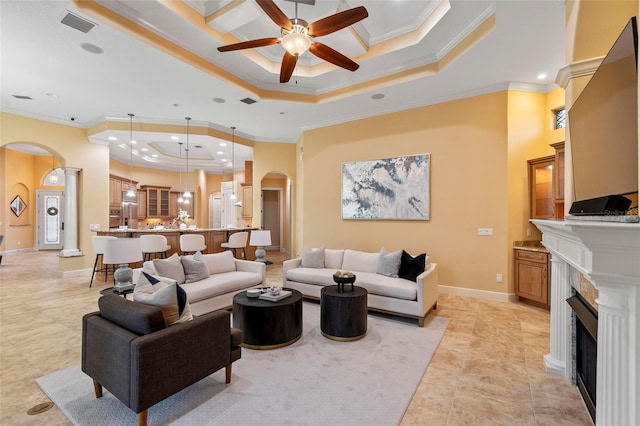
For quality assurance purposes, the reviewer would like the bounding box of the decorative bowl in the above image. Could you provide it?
[246,289,261,298]
[267,286,282,296]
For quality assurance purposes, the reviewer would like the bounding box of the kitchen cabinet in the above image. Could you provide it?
[551,142,565,218]
[170,191,194,220]
[528,156,555,218]
[141,185,171,218]
[109,174,138,208]
[137,191,147,219]
[241,184,252,219]
[514,249,549,309]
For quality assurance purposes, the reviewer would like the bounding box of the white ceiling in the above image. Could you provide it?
[0,0,566,174]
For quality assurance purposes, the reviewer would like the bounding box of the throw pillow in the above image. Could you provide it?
[301,247,325,268]
[193,250,205,262]
[152,253,186,284]
[181,257,210,283]
[398,250,427,282]
[134,271,193,324]
[134,282,180,325]
[376,248,402,277]
[200,250,236,275]
[324,249,345,269]
[342,249,380,273]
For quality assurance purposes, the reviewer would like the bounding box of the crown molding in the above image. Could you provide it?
[555,56,604,89]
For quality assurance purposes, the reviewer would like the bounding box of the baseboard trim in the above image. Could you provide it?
[438,285,518,302]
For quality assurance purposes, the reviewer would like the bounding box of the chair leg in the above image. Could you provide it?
[90,254,100,287]
[226,364,232,384]
[93,379,103,398]
[138,410,148,426]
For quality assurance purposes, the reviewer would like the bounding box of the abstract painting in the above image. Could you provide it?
[342,154,430,220]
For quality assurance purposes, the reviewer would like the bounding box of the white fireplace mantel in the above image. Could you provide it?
[531,219,640,426]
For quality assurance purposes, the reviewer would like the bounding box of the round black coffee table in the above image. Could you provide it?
[232,288,303,350]
[321,285,368,341]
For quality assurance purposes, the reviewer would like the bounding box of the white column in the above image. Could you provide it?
[593,278,636,426]
[59,168,82,257]
[544,254,572,377]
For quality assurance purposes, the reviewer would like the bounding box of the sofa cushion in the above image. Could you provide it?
[153,253,186,284]
[199,251,236,275]
[181,257,210,283]
[301,247,325,268]
[398,250,426,282]
[181,271,264,303]
[286,267,336,287]
[342,249,380,273]
[98,294,166,335]
[377,248,402,277]
[324,249,345,270]
[134,272,193,324]
[353,272,417,300]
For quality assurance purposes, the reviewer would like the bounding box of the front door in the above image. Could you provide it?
[37,190,64,250]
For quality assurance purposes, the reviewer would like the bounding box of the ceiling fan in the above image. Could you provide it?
[217,0,368,83]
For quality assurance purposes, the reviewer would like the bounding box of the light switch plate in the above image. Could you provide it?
[89,224,100,231]
[477,228,493,236]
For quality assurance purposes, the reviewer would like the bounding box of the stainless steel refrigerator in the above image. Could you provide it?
[121,191,139,229]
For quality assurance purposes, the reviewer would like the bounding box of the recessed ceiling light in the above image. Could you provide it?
[537,73,548,80]
[221,158,228,162]
[151,154,158,158]
[217,151,224,155]
[108,136,117,141]
[213,98,226,103]
[141,148,149,152]
[371,93,385,100]
[130,140,137,144]
[80,43,104,54]
[220,142,227,147]
[171,136,179,140]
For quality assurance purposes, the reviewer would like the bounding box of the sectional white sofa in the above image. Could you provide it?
[283,248,438,326]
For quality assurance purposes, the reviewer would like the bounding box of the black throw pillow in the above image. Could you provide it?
[143,271,188,316]
[398,250,426,282]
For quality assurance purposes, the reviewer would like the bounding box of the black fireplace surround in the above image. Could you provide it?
[567,292,598,423]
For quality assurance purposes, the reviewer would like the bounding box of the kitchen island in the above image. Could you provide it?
[95,227,258,259]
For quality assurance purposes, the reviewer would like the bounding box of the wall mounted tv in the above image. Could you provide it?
[568,16,638,215]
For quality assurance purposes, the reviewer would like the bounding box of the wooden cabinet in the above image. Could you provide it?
[109,174,138,208]
[137,191,147,219]
[551,142,565,218]
[141,185,171,218]
[241,184,252,218]
[169,191,194,220]
[514,249,549,309]
[528,156,555,218]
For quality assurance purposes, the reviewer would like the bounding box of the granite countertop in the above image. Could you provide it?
[100,227,257,233]
[513,240,548,253]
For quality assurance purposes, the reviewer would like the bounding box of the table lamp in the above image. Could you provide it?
[250,230,272,264]
[103,238,142,292]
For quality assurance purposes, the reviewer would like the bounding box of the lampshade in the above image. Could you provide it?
[282,31,310,56]
[250,230,272,247]
[103,238,143,265]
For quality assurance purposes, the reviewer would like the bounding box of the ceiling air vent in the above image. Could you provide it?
[13,95,33,100]
[61,12,96,33]
[240,97,257,105]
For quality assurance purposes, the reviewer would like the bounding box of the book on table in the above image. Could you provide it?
[259,290,292,302]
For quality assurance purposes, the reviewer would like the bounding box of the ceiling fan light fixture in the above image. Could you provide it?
[281,25,311,56]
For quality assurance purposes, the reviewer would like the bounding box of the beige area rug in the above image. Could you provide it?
[37,302,448,425]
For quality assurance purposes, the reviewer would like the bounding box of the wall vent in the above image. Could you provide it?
[240,97,257,105]
[13,95,33,100]
[61,12,96,33]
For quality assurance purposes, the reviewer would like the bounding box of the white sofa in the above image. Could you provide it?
[283,249,438,326]
[134,251,265,316]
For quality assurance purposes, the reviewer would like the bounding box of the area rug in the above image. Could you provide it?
[37,303,448,425]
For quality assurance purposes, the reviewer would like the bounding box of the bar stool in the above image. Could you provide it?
[90,236,117,287]
[140,235,171,261]
[179,234,207,255]
[221,231,249,259]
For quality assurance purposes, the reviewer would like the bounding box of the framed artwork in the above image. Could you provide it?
[342,153,430,220]
[10,195,27,217]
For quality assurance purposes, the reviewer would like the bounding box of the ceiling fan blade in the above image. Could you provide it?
[217,38,280,52]
[280,52,298,83]
[307,6,368,37]
[257,0,293,30]
[309,42,359,71]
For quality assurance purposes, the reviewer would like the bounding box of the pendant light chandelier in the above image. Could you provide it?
[124,113,137,204]
[182,117,192,204]
[177,142,184,204]
[49,154,58,184]
[229,126,237,200]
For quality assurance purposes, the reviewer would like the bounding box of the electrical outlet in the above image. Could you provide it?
[496,273,503,283]
[90,224,100,231]
[477,228,493,236]
[526,228,532,237]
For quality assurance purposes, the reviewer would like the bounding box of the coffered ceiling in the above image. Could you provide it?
[0,0,565,174]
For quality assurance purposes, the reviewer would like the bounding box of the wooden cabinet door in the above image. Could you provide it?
[109,178,122,207]
[528,156,555,218]
[159,189,170,217]
[241,185,252,218]
[514,250,549,306]
[137,191,147,219]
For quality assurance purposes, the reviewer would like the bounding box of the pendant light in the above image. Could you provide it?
[49,154,58,184]
[177,142,184,204]
[124,113,137,204]
[229,126,236,200]
[182,117,191,204]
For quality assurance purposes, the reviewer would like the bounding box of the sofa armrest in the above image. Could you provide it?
[235,259,266,279]
[415,263,438,315]
[282,258,302,286]
[130,310,233,412]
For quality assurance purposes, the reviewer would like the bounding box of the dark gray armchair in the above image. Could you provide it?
[82,294,242,426]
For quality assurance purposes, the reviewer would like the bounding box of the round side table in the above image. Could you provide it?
[321,285,368,341]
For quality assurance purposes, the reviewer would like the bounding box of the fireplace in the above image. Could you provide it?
[567,292,598,422]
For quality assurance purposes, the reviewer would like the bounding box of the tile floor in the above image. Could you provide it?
[0,250,593,425]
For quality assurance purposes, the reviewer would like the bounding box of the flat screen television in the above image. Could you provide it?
[568,17,638,215]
